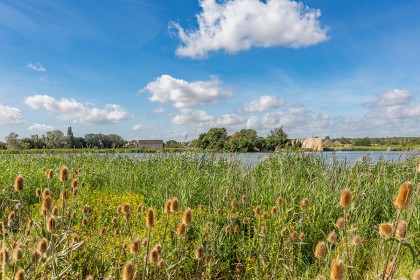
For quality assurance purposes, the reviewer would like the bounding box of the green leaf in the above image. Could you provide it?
[402,242,417,265]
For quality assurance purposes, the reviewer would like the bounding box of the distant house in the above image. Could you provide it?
[137,140,164,150]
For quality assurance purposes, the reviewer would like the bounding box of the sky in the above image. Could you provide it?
[0,0,419,141]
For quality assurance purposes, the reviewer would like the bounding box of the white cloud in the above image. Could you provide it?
[27,123,54,132]
[364,89,414,107]
[26,63,46,72]
[144,75,232,108]
[132,124,144,131]
[172,108,216,124]
[0,103,25,125]
[24,95,130,124]
[172,0,328,58]
[244,95,285,112]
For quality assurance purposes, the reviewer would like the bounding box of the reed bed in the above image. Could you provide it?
[0,153,418,279]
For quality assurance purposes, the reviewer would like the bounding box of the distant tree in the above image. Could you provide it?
[46,130,67,148]
[205,128,228,150]
[5,132,21,150]
[352,138,371,146]
[20,137,34,149]
[254,136,266,152]
[30,134,46,149]
[165,140,180,148]
[226,129,257,152]
[67,126,75,148]
[0,141,6,150]
[265,126,288,151]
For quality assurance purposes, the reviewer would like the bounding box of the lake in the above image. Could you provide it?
[128,151,419,167]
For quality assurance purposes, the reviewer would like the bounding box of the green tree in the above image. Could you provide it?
[205,128,228,150]
[265,126,288,151]
[46,130,67,148]
[226,129,257,152]
[5,132,21,150]
[165,140,180,148]
[67,126,75,148]
[352,138,371,146]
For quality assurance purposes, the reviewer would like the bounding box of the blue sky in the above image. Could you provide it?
[0,0,419,141]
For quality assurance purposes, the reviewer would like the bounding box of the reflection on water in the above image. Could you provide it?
[128,151,419,167]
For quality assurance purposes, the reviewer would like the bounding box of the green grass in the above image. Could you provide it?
[0,153,418,279]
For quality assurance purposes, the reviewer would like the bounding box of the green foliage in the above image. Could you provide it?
[353,137,372,146]
[165,140,180,148]
[225,129,258,152]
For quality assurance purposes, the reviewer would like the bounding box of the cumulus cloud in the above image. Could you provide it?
[172,108,216,124]
[132,124,144,131]
[26,63,46,72]
[144,75,232,108]
[24,95,130,124]
[0,103,25,125]
[172,0,328,58]
[27,123,54,132]
[153,107,165,113]
[364,89,414,107]
[244,95,285,112]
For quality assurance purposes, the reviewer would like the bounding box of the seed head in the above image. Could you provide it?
[340,188,351,208]
[335,217,345,230]
[300,198,309,208]
[153,244,162,254]
[254,206,261,216]
[330,259,344,280]
[299,232,305,241]
[0,222,4,235]
[82,218,88,225]
[121,203,130,213]
[394,182,413,210]
[413,269,420,280]
[130,238,140,254]
[351,235,362,245]
[141,238,148,247]
[85,275,93,280]
[146,208,155,228]
[46,169,54,179]
[241,195,246,203]
[164,200,171,214]
[42,188,50,198]
[234,224,240,234]
[114,228,120,236]
[14,269,25,280]
[177,223,186,236]
[0,247,10,264]
[157,259,164,269]
[395,221,407,239]
[122,261,134,280]
[231,198,236,207]
[31,249,41,264]
[13,247,23,261]
[385,262,394,277]
[52,206,58,215]
[315,241,326,260]
[46,217,56,232]
[71,211,77,220]
[242,217,248,225]
[71,179,78,188]
[149,248,159,263]
[290,231,298,240]
[327,231,337,244]
[225,225,231,233]
[276,197,283,206]
[37,238,48,254]
[271,206,277,215]
[170,198,179,213]
[280,229,286,237]
[8,211,15,220]
[59,166,69,182]
[195,245,204,260]
[72,187,79,196]
[62,189,69,200]
[345,214,350,222]
[99,227,106,236]
[41,195,53,213]
[14,175,24,192]
[379,223,393,236]
[182,208,192,226]
[262,212,269,220]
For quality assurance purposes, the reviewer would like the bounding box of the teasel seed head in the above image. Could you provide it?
[157,259,164,269]
[394,182,413,210]
[395,221,408,239]
[0,222,5,235]
[38,238,48,254]
[121,203,130,213]
[351,235,362,245]
[335,217,345,229]
[41,195,53,213]
[182,208,192,226]
[130,238,140,254]
[413,269,420,280]
[290,231,298,240]
[231,198,236,207]
[241,195,246,203]
[52,206,58,216]
[177,223,186,236]
[164,200,171,214]
[330,259,344,280]
[149,248,159,263]
[14,175,24,192]
[0,247,10,264]
[225,225,231,233]
[13,247,23,261]
[31,249,41,264]
[345,214,350,222]
[242,217,248,224]
[300,198,309,208]
[153,244,162,255]
[271,206,277,215]
[114,228,120,236]
[122,261,134,280]
[379,223,393,236]
[146,208,155,228]
[195,245,204,260]
[71,179,78,188]
[385,262,394,277]
[46,169,54,179]
[315,241,326,260]
[111,217,118,223]
[141,238,148,247]
[234,224,240,234]
[262,212,269,220]
[14,269,25,280]
[62,189,69,200]
[340,188,351,208]
[8,211,15,220]
[299,232,305,241]
[85,275,94,280]
[280,228,286,237]
[42,188,50,198]
[59,165,68,182]
[124,212,130,220]
[170,198,179,213]
[116,206,122,213]
[82,204,92,214]
[71,211,77,220]
[72,187,79,196]
[216,208,221,215]
[254,206,261,216]
[99,227,106,236]
[46,217,56,232]
[82,218,88,226]
[327,231,337,244]
[205,222,211,230]
[276,197,283,206]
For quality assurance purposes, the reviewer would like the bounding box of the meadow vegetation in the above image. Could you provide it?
[0,153,419,279]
